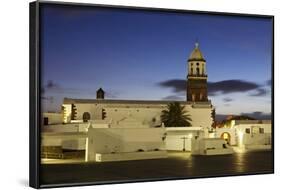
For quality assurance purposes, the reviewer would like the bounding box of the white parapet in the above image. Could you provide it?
[86,127,167,162]
[191,138,234,155]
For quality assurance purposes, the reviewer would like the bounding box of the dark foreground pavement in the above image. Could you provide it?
[40,151,273,186]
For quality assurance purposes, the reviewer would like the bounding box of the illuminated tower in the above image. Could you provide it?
[187,42,208,102]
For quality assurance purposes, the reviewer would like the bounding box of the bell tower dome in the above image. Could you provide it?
[186,42,208,102]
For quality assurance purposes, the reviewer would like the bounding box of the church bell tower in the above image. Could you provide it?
[187,42,208,102]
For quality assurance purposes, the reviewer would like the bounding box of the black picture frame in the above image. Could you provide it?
[29,1,274,188]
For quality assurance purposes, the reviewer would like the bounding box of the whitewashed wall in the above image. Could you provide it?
[43,112,62,125]
[64,102,213,128]
[86,127,166,161]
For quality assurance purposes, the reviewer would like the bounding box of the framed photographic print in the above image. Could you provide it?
[29,0,274,188]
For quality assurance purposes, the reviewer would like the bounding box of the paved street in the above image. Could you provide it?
[40,150,273,186]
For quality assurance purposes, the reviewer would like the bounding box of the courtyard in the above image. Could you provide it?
[40,150,273,186]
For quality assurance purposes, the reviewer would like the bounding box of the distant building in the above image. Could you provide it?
[215,120,271,149]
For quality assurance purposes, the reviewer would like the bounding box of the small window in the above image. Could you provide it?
[245,128,250,134]
[196,62,199,66]
[43,117,48,125]
[259,128,264,134]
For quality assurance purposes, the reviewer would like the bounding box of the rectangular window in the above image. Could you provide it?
[259,128,264,134]
[245,128,250,134]
[43,117,48,125]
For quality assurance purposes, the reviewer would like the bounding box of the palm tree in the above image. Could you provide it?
[161,102,192,127]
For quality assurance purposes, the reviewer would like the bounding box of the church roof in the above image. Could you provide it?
[188,42,205,61]
[63,97,212,106]
[63,98,190,105]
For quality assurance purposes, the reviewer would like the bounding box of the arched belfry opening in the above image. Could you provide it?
[187,42,208,102]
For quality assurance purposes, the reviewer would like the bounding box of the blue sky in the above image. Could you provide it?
[40,4,272,119]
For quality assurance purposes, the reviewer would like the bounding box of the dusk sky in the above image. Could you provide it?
[40,4,272,119]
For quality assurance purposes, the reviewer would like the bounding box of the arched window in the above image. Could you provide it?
[82,112,91,122]
[196,67,200,75]
[192,94,195,101]
[191,67,193,75]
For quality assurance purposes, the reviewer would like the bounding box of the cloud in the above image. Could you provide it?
[216,111,271,121]
[157,79,262,96]
[105,90,120,99]
[41,96,54,102]
[249,88,267,97]
[46,80,60,89]
[208,80,259,95]
[223,98,233,102]
[241,111,271,120]
[158,79,186,93]
[162,95,184,100]
[42,80,90,95]
[42,80,60,94]
[42,80,121,99]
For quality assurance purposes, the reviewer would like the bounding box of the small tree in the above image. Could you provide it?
[161,102,192,127]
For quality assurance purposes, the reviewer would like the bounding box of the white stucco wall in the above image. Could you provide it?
[43,112,63,125]
[62,104,72,123]
[186,104,212,128]
[165,127,204,151]
[63,101,213,129]
[86,127,166,161]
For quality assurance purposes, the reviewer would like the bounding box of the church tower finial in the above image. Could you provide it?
[195,39,199,48]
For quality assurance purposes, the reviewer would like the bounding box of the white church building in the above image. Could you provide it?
[61,42,214,129]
